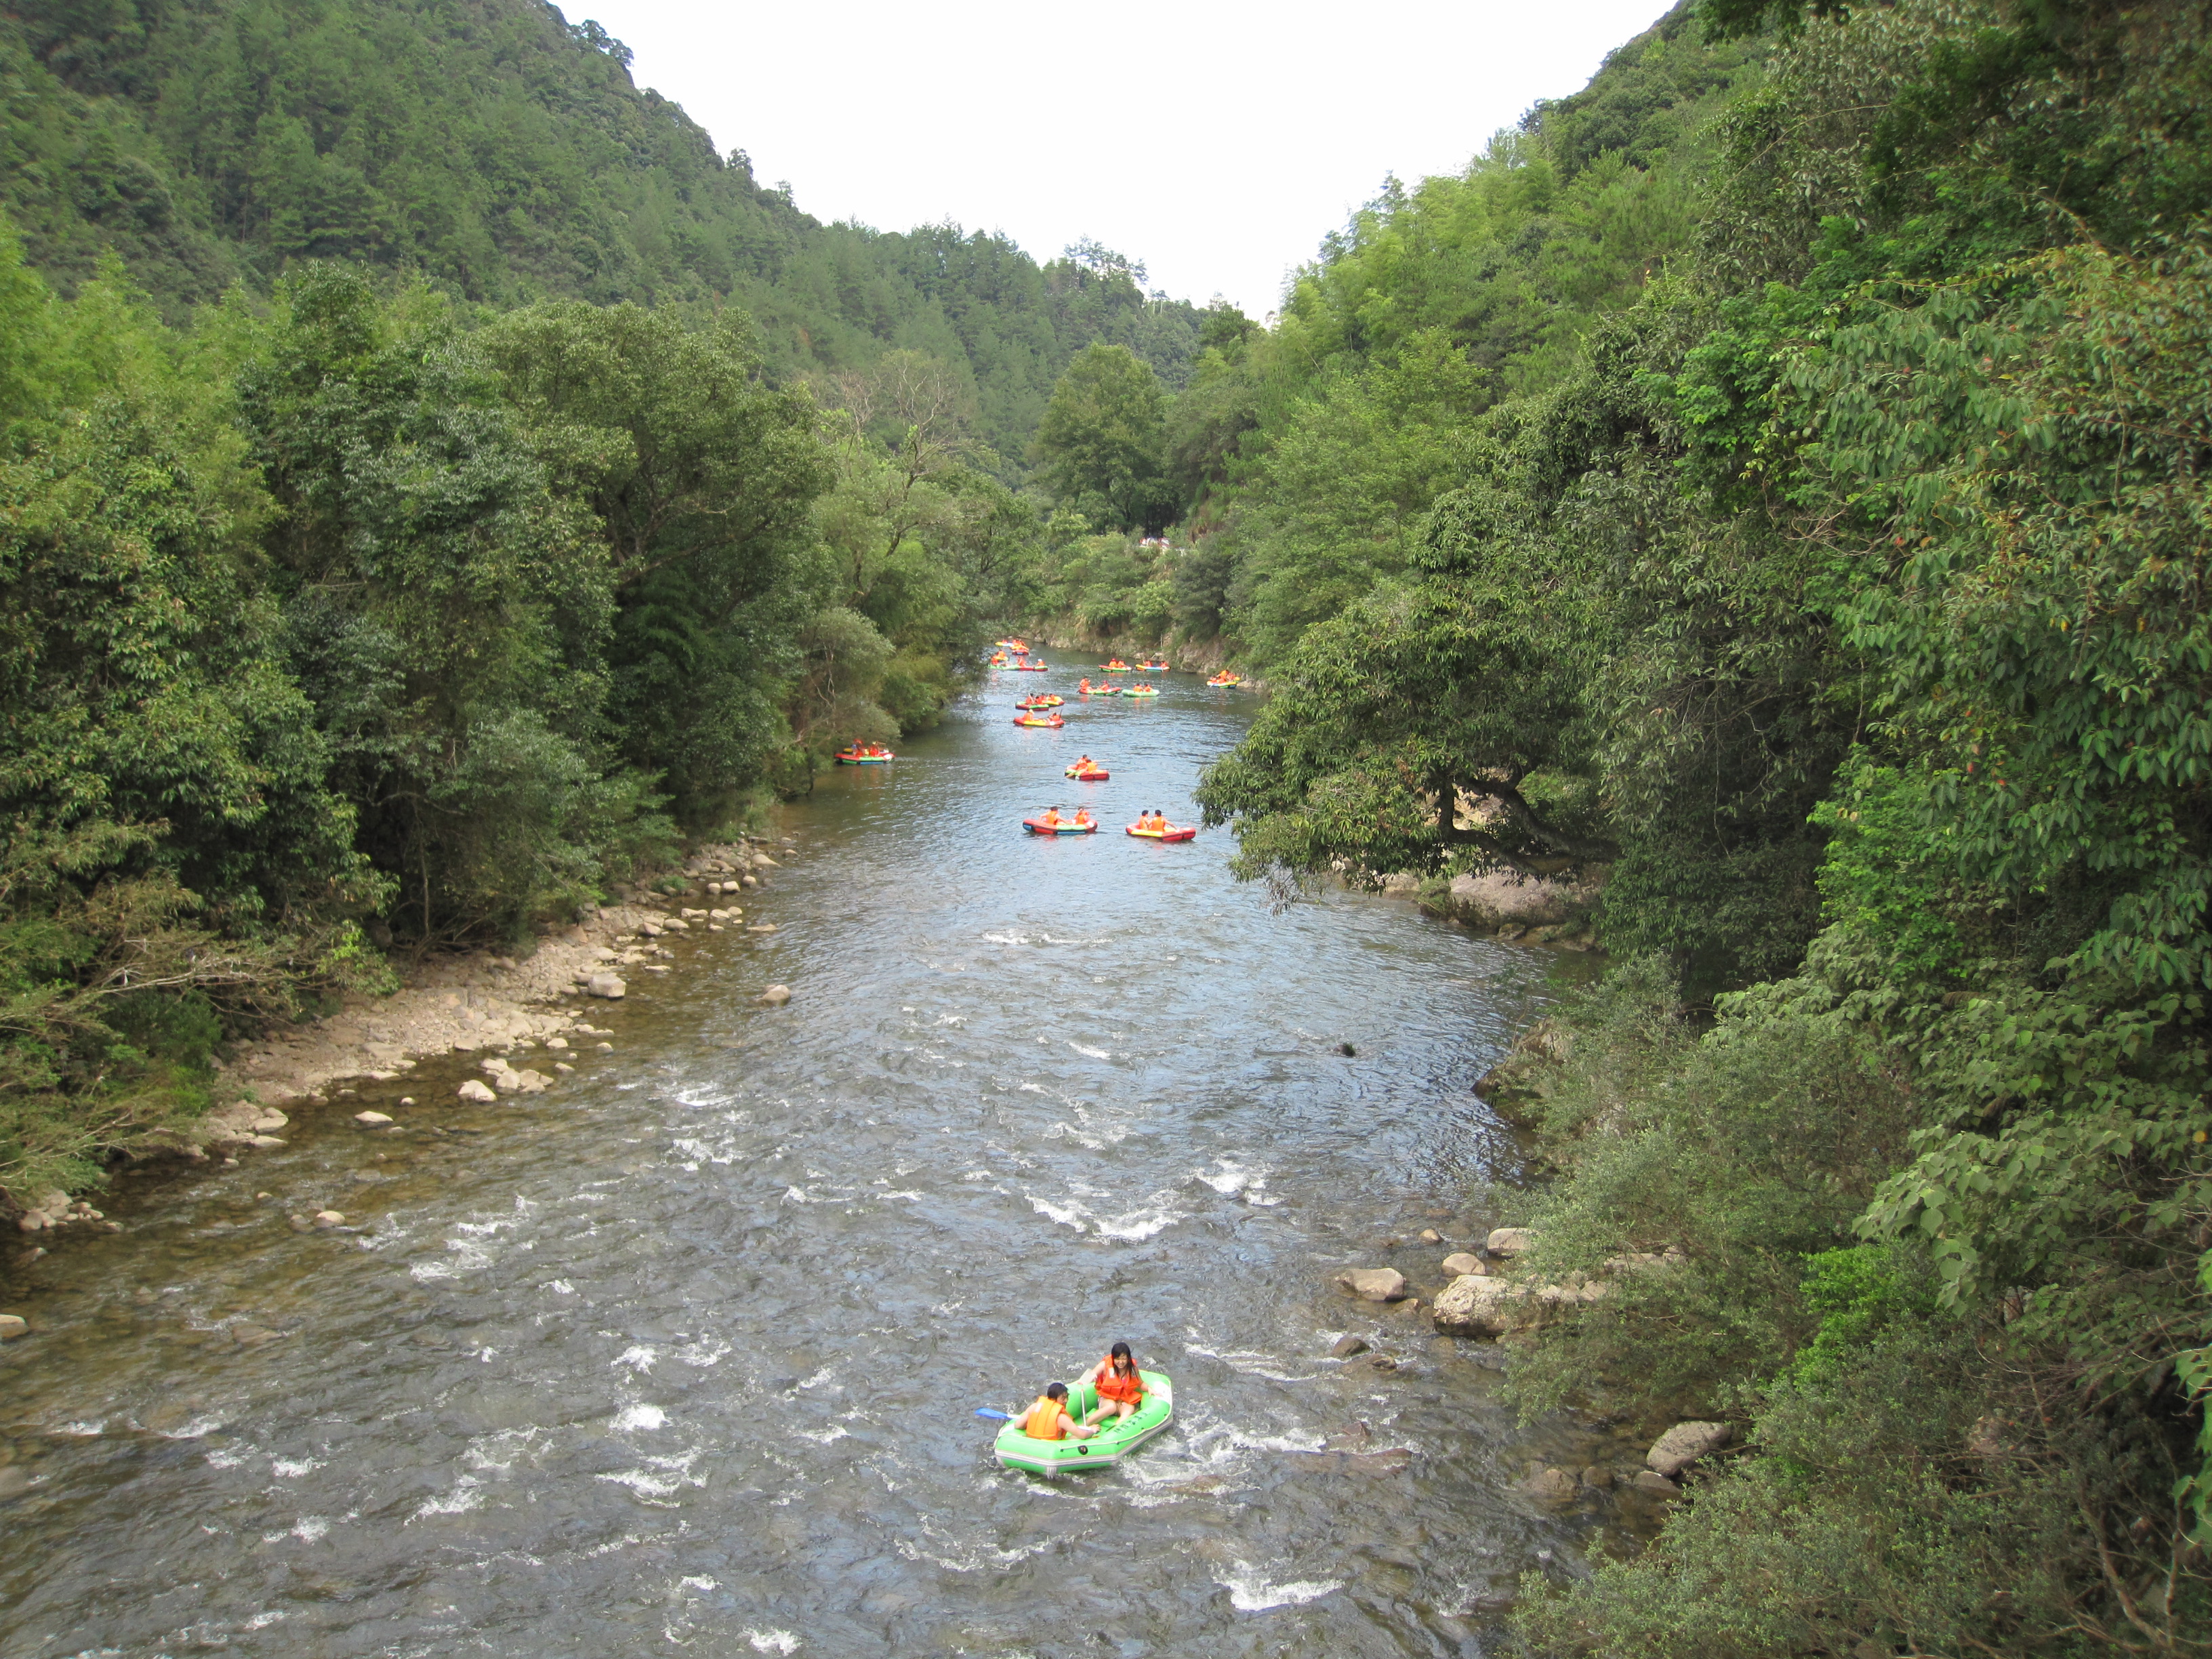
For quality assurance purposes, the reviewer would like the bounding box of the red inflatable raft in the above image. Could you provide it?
[1126,823,1197,842]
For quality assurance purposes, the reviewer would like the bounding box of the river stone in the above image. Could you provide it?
[312,1210,345,1229]
[1581,1464,1615,1489]
[1441,1251,1486,1277]
[758,984,792,1006]
[1431,1273,1532,1336]
[1418,1228,1442,1243]
[354,1111,393,1125]
[1486,1227,1536,1256]
[231,1323,281,1347]
[1330,1335,1370,1358]
[0,1314,26,1340]
[1336,1267,1406,1302]
[1647,1420,1732,1477]
[584,971,627,999]
[1630,1470,1682,1496]
[1523,1466,1578,1502]
[457,1079,497,1103]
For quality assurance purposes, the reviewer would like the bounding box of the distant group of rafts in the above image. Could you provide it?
[993,640,1231,840]
[836,642,1244,836]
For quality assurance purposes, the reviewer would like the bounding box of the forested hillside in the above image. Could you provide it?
[0,0,1202,459]
[1181,1,2212,1652]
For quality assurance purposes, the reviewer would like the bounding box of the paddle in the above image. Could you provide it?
[974,1408,1013,1421]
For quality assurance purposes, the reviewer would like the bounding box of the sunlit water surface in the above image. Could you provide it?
[0,674,1625,1658]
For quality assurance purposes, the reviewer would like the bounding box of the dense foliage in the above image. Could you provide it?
[1185,1,2212,1652]
[0,234,1063,1204]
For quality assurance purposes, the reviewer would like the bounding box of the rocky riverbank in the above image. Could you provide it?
[6,834,800,1245]
[1329,1219,1728,1520]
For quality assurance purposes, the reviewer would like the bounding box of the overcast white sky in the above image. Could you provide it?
[579,0,1675,317]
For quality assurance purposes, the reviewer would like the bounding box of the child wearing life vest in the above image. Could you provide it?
[1021,1382,1096,1441]
[1082,1343,1145,1425]
[1073,808,1094,829]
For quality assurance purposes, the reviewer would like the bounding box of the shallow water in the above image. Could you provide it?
[0,672,1625,1658]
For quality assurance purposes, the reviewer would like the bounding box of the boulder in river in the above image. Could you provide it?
[758,984,792,1006]
[1647,1420,1732,1477]
[1486,1227,1536,1256]
[456,1079,497,1103]
[312,1210,345,1229]
[1336,1267,1406,1302]
[1431,1273,1534,1336]
[354,1111,393,1125]
[1330,1335,1370,1358]
[1630,1470,1683,1497]
[1441,1251,1486,1277]
[585,972,627,999]
[0,1314,26,1340]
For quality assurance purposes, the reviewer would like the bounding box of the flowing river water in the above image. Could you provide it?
[0,673,1636,1658]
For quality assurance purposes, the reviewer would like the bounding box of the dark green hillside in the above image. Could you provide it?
[0,0,1198,459]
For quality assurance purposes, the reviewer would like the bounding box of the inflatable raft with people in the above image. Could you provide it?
[993,1371,1174,1475]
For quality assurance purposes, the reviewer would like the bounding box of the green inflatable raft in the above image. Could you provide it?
[994,1371,1174,1475]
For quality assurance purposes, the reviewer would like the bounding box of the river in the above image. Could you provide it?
[0,672,1626,1658]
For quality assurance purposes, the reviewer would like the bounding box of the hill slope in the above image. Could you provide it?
[0,0,1200,459]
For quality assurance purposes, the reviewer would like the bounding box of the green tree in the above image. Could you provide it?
[1031,342,1170,531]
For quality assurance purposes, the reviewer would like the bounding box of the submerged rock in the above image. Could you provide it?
[1330,1335,1371,1358]
[1523,1466,1579,1503]
[758,984,792,1006]
[457,1080,497,1103]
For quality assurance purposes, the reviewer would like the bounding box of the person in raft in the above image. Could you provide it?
[1073,755,1094,773]
[1081,1343,1146,1425]
[1073,807,1094,829]
[1078,678,1092,693]
[1040,805,1065,827]
[1021,1382,1098,1441]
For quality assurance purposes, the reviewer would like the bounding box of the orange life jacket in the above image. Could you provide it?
[1024,1395,1066,1439]
[1042,811,1061,826]
[1097,1358,1144,1405]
